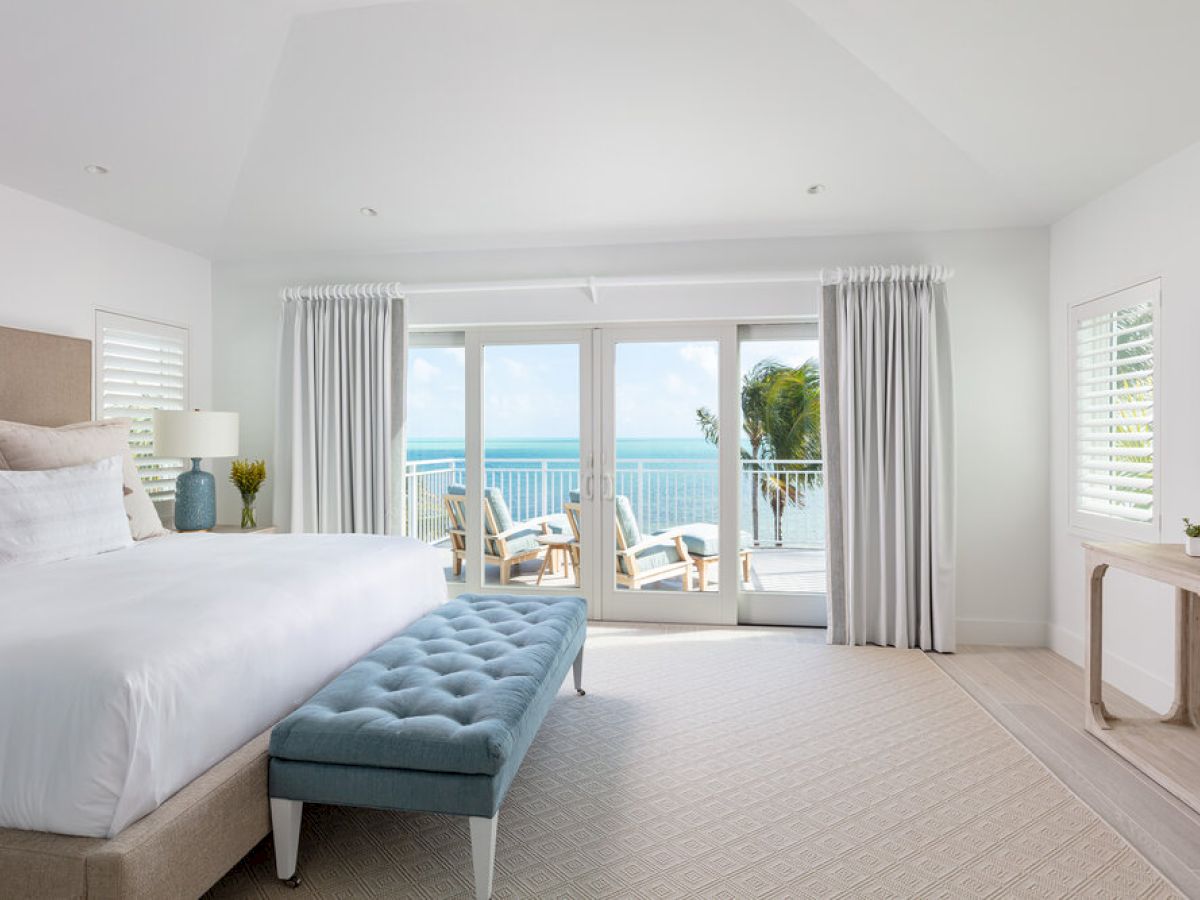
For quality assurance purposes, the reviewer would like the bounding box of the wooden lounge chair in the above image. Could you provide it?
[565,493,693,590]
[563,499,583,585]
[443,484,560,584]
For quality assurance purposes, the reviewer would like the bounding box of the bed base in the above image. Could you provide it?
[0,729,270,899]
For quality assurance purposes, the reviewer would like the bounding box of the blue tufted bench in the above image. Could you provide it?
[267,594,587,899]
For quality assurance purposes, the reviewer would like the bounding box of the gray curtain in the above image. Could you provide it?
[274,287,406,534]
[821,266,955,651]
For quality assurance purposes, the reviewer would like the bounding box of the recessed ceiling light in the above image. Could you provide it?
[359,206,379,217]
[806,183,826,195]
[84,164,109,175]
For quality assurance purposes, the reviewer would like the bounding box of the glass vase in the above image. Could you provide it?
[240,493,257,529]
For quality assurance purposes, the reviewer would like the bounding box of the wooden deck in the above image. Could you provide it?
[431,541,826,594]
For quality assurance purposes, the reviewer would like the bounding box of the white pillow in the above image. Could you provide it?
[0,456,134,567]
[0,418,166,541]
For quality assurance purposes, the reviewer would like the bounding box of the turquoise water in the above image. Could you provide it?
[408,437,718,462]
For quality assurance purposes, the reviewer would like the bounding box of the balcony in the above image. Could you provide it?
[404,457,825,593]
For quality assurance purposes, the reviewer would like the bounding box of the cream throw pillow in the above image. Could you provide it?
[0,418,166,540]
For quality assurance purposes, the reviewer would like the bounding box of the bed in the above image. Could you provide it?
[0,324,446,898]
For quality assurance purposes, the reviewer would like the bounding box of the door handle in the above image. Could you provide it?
[584,473,594,500]
[601,474,614,501]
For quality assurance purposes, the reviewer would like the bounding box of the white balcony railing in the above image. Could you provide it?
[403,457,825,550]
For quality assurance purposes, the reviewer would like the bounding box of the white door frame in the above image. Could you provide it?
[596,323,739,625]
[735,322,827,627]
[461,327,599,617]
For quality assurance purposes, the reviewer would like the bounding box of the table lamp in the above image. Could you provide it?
[153,410,240,531]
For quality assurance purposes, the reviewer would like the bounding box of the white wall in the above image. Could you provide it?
[1049,139,1200,710]
[0,183,213,412]
[214,227,1049,642]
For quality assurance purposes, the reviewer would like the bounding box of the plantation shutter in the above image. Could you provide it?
[1070,280,1158,538]
[95,311,189,501]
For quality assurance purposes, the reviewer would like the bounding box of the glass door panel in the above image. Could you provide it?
[600,327,735,624]
[736,324,827,626]
[481,341,582,590]
[404,334,466,584]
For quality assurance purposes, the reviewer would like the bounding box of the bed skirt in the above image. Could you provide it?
[0,729,270,899]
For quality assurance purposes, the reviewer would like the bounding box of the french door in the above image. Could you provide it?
[596,324,739,623]
[405,322,825,627]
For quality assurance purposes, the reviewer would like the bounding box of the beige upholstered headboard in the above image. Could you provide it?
[0,325,92,427]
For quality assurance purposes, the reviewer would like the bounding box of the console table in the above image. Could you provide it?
[1084,542,1200,812]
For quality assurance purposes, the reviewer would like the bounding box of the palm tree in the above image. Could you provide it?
[760,360,821,544]
[696,359,821,546]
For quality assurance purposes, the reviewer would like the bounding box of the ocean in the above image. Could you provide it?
[407,437,718,462]
[406,437,823,548]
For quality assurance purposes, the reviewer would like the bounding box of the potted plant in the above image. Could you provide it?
[229,459,267,529]
[1184,518,1200,558]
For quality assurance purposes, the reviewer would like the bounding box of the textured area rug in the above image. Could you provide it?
[207,624,1177,899]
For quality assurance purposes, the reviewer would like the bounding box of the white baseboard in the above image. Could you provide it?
[956,617,1047,646]
[1048,623,1173,712]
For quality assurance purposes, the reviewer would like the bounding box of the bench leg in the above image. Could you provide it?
[469,814,498,900]
[573,646,585,696]
[270,798,304,887]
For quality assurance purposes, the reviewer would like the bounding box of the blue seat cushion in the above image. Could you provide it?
[269,595,587,777]
[484,486,515,533]
[619,539,685,575]
[445,483,467,530]
[490,527,542,556]
[614,494,642,546]
[669,523,754,557]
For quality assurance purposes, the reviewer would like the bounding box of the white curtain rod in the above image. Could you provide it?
[281,270,823,304]
[280,267,952,304]
[406,270,823,298]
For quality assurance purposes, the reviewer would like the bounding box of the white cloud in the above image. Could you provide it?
[678,342,719,377]
[410,356,437,384]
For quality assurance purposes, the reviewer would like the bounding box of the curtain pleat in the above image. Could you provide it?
[822,266,955,652]
[274,294,403,535]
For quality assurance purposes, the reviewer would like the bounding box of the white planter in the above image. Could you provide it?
[1187,536,1200,558]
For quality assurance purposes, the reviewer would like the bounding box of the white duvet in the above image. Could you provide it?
[0,532,446,837]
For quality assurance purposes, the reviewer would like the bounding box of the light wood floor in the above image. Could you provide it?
[935,645,1200,898]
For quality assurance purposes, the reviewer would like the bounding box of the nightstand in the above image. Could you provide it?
[173,525,278,534]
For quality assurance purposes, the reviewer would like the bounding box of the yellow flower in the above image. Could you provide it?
[229,458,267,498]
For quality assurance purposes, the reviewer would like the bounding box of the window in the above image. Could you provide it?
[1069,280,1159,539]
[95,311,189,501]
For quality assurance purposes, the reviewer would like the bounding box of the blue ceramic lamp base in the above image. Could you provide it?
[175,457,216,531]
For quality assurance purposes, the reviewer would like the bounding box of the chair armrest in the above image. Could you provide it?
[522,514,557,534]
[492,525,544,540]
[492,514,561,539]
[620,534,691,560]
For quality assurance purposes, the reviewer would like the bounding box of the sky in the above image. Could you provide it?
[407,338,817,441]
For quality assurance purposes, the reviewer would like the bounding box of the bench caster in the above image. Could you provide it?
[576,688,586,696]
[283,874,302,889]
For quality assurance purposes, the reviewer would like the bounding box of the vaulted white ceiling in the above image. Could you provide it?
[2,0,1199,259]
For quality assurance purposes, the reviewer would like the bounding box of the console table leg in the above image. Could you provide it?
[1085,559,1111,731]
[1164,589,1191,724]
[1164,590,1200,726]
[1191,592,1200,724]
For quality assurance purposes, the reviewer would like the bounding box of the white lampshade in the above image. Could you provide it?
[153,410,239,459]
